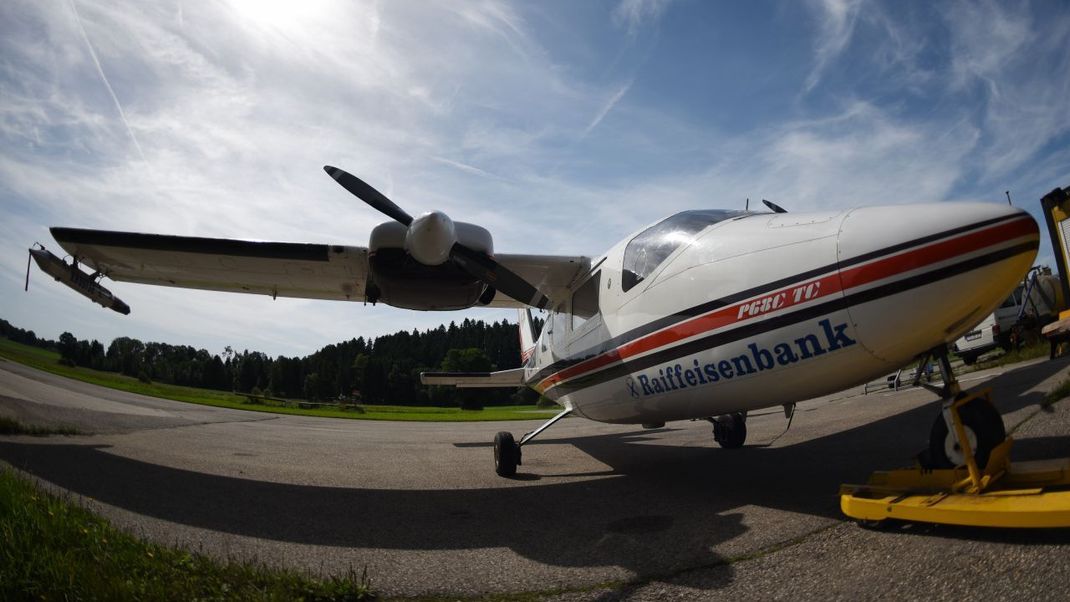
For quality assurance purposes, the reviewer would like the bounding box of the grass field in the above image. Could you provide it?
[0,337,558,422]
[0,468,374,601]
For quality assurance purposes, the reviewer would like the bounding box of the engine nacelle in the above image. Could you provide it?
[367,220,495,310]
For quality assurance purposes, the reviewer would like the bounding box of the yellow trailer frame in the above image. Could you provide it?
[840,389,1070,528]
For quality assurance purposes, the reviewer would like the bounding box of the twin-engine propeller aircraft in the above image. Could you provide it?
[33,166,1040,477]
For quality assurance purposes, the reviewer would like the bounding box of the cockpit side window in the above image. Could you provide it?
[621,210,744,292]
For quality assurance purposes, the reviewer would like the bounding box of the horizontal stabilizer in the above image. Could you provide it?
[420,368,525,388]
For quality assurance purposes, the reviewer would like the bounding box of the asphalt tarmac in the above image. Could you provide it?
[2,355,1070,600]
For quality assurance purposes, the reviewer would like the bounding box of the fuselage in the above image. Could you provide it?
[522,202,1039,424]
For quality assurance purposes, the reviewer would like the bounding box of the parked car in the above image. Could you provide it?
[953,311,1000,365]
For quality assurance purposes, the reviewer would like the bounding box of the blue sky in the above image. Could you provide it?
[1,0,1068,357]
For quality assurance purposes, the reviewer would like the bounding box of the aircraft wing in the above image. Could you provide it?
[486,254,589,308]
[420,368,526,388]
[51,227,370,302]
[49,227,588,309]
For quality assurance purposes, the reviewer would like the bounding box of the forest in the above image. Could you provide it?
[0,317,542,408]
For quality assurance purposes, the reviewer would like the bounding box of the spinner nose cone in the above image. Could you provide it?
[837,202,1039,364]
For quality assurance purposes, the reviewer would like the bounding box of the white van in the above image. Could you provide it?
[953,312,1000,365]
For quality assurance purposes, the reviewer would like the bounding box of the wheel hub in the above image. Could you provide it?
[944,425,978,466]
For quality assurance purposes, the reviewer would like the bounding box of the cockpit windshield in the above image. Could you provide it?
[621,209,745,292]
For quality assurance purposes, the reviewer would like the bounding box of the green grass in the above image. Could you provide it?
[0,468,374,601]
[0,416,80,437]
[969,340,1050,371]
[0,338,558,422]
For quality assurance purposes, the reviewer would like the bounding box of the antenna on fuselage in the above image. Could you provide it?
[762,199,788,213]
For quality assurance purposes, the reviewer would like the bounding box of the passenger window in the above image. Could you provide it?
[621,210,744,292]
[571,272,601,331]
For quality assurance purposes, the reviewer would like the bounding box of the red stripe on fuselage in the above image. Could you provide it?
[535,215,1036,393]
[837,215,1037,290]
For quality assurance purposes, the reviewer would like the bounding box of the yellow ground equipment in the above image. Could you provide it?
[841,389,1070,528]
[1041,186,1070,358]
[840,348,1070,528]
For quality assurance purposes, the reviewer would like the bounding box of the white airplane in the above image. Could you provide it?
[36,166,1039,477]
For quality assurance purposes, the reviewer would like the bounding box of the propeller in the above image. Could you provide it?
[324,166,414,226]
[323,165,551,309]
[24,249,31,292]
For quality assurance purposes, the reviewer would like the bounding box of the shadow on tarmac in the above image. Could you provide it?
[2,357,1069,588]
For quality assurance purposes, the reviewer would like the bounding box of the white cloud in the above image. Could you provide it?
[803,0,863,93]
[1,0,1067,358]
[941,1,1070,183]
[583,81,632,137]
[0,0,626,355]
[612,0,672,36]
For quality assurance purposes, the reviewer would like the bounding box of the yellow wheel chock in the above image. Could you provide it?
[841,389,1070,528]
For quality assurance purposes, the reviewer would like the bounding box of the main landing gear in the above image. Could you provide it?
[708,412,747,449]
[494,408,572,477]
[841,345,1070,528]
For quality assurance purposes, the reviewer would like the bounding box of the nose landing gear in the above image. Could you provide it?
[841,345,1070,528]
[914,347,1006,471]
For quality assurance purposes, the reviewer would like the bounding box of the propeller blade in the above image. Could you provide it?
[450,244,551,310]
[323,166,413,226]
[24,250,31,292]
[762,199,787,213]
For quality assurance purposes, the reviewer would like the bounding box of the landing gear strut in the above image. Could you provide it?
[493,408,572,477]
[708,411,747,449]
[914,346,1005,470]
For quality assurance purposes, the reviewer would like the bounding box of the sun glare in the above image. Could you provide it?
[227,0,334,33]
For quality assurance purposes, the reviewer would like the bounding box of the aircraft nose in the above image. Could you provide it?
[836,202,1039,363]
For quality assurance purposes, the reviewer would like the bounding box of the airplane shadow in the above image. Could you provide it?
[1,356,1068,589]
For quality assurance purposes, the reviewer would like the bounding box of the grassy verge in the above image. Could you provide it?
[969,340,1050,372]
[0,338,556,422]
[0,417,79,437]
[0,468,373,600]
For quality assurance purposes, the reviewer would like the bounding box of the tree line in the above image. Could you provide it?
[0,317,541,408]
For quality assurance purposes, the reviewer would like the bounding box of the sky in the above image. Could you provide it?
[1,0,1069,358]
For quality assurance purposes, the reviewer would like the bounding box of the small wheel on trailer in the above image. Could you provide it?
[927,396,1006,469]
[855,518,888,530]
[713,412,747,449]
[494,431,521,477]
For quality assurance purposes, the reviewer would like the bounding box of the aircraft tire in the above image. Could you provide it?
[494,431,520,477]
[927,397,1006,469]
[715,412,747,449]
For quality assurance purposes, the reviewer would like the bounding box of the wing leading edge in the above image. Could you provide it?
[49,227,588,310]
[51,227,370,303]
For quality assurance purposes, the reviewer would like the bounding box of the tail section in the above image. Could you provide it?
[518,308,537,365]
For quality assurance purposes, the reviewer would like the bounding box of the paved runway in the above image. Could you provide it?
[2,355,1070,599]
